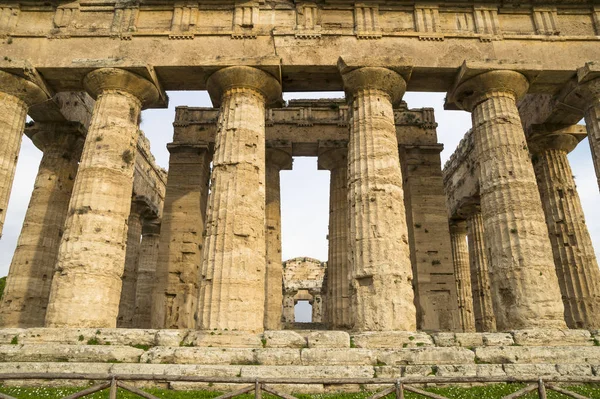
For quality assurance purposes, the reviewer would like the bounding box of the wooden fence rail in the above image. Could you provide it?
[0,373,598,399]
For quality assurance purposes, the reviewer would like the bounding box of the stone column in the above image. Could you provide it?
[264,147,292,330]
[318,147,351,329]
[577,73,600,191]
[282,290,297,324]
[0,122,83,327]
[133,218,161,329]
[531,132,600,329]
[197,66,281,332]
[45,68,159,328]
[0,71,47,238]
[310,289,323,323]
[466,210,497,332]
[449,220,476,332]
[340,66,416,331]
[117,198,145,328]
[151,143,211,329]
[448,70,566,330]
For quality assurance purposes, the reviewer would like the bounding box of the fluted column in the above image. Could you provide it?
[198,66,281,332]
[151,143,211,329]
[448,70,566,330]
[45,68,159,328]
[318,147,351,329]
[264,147,292,330]
[282,291,296,323]
[0,71,48,238]
[0,122,83,327]
[449,221,476,332]
[531,132,600,329]
[466,210,497,332]
[133,218,161,329]
[577,74,600,191]
[310,289,323,323]
[340,65,416,331]
[117,198,145,328]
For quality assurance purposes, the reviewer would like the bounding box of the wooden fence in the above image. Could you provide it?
[0,373,599,399]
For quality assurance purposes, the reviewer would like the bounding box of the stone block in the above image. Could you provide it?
[155,330,188,347]
[0,362,112,374]
[377,347,475,366]
[255,349,302,365]
[455,333,484,348]
[475,346,600,364]
[240,365,374,379]
[263,331,307,348]
[556,364,593,376]
[301,348,376,365]
[0,344,143,363]
[170,382,248,392]
[307,331,350,348]
[373,366,402,378]
[482,333,514,346]
[141,347,256,365]
[512,329,593,346]
[0,329,25,344]
[403,365,434,377]
[351,332,434,349]
[431,333,455,347]
[182,331,263,348]
[475,364,506,377]
[502,364,559,377]
[436,364,477,377]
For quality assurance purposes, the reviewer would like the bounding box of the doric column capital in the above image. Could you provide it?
[317,147,347,171]
[266,147,292,171]
[339,67,406,106]
[575,63,600,107]
[206,66,282,107]
[26,121,85,156]
[141,217,161,236]
[449,219,468,235]
[529,132,580,155]
[448,70,530,112]
[83,68,160,109]
[0,70,48,107]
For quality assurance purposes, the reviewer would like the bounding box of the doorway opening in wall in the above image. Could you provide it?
[295,300,312,323]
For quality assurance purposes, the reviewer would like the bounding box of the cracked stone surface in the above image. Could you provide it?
[449,70,566,330]
[45,68,159,328]
[0,123,82,328]
[341,65,416,331]
[197,66,281,332]
[449,221,475,333]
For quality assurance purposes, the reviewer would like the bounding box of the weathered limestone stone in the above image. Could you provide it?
[181,331,263,348]
[301,348,375,366]
[0,122,83,328]
[240,365,374,379]
[502,364,559,377]
[117,198,144,328]
[262,331,306,348]
[307,331,350,348]
[530,131,600,329]
[512,328,593,346]
[482,333,514,347]
[155,330,187,347]
[309,289,324,323]
[576,66,600,191]
[351,332,434,349]
[447,70,566,330]
[0,344,144,363]
[454,333,484,348]
[466,209,497,332]
[318,147,350,329]
[152,143,211,329]
[0,71,48,239]
[282,289,297,323]
[45,68,159,328]
[449,220,475,333]
[141,347,257,365]
[198,66,281,332]
[475,346,600,364]
[377,347,475,365]
[133,218,161,329]
[264,147,292,330]
[340,63,416,331]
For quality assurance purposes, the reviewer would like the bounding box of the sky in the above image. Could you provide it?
[1,91,598,322]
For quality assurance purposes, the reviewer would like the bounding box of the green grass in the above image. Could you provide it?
[1,384,600,399]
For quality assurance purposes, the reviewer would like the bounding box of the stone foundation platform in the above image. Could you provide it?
[0,328,598,392]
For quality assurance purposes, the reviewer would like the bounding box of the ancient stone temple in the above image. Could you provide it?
[0,0,599,341]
